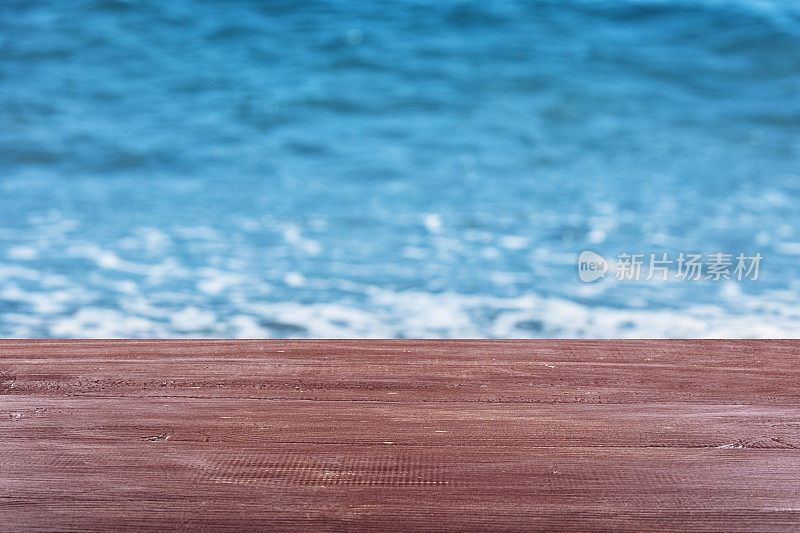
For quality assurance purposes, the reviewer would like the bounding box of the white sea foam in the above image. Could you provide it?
[3,274,798,338]
[7,246,39,260]
[171,307,216,333]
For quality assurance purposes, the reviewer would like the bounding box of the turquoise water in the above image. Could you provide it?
[2,0,800,337]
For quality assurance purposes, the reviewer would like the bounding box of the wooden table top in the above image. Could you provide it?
[2,340,800,531]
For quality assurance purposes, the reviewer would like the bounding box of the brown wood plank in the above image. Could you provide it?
[2,340,800,531]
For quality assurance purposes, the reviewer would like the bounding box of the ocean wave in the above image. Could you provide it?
[1,266,798,338]
[2,0,800,338]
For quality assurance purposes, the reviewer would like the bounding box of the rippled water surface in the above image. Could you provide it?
[2,0,800,337]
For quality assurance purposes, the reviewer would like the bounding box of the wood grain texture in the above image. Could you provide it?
[2,340,800,531]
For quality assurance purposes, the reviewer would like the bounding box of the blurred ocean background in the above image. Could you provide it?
[1,0,800,338]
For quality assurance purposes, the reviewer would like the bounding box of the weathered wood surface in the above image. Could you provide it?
[2,340,800,531]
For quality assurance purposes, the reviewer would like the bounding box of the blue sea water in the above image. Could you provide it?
[1,0,800,338]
